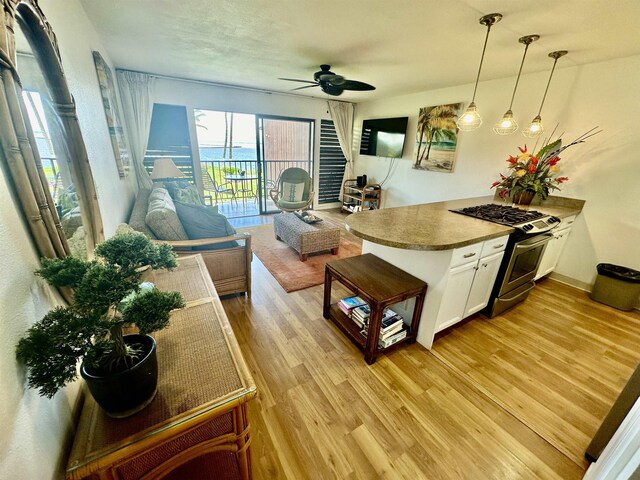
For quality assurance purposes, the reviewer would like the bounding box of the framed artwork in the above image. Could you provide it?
[93,51,129,177]
[413,102,463,173]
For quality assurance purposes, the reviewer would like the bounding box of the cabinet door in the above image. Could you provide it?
[464,251,504,317]
[534,227,571,280]
[435,261,478,332]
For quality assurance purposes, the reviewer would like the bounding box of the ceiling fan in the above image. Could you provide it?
[279,64,375,96]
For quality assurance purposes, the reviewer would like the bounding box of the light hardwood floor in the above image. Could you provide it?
[220,211,640,479]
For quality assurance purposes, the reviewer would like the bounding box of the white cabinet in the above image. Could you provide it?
[535,227,571,279]
[435,236,508,333]
[534,216,575,280]
[464,251,504,317]
[435,261,478,332]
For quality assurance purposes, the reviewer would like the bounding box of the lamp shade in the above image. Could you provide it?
[150,158,184,180]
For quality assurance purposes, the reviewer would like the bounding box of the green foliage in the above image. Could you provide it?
[121,290,185,335]
[16,231,183,398]
[36,257,92,288]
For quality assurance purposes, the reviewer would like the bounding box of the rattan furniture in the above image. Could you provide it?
[273,212,340,261]
[323,254,428,364]
[65,255,257,480]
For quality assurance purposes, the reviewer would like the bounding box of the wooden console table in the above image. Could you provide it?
[65,255,256,480]
[323,253,427,364]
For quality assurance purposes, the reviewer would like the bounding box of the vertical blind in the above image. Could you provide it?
[318,119,346,204]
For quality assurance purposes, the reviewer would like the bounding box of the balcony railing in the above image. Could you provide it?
[200,158,310,212]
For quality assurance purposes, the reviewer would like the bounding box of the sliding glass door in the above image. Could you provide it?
[257,116,314,214]
[193,110,314,217]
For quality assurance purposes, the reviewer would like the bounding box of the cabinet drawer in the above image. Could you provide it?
[450,242,483,268]
[480,235,509,257]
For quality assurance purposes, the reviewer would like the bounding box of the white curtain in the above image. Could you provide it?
[327,100,354,200]
[117,70,155,190]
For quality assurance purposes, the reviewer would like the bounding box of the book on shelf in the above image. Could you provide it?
[338,296,367,317]
[353,304,370,320]
[378,328,407,349]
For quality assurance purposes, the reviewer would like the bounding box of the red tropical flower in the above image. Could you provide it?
[490,181,500,188]
[518,145,528,154]
[556,176,569,183]
[530,156,539,166]
[507,155,518,164]
[546,155,560,166]
[527,163,536,174]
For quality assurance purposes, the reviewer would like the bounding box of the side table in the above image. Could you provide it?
[323,253,428,364]
[65,255,256,480]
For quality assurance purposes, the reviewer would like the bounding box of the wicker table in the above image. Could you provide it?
[273,212,340,261]
[65,255,256,480]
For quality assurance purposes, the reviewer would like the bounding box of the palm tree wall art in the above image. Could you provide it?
[414,103,463,173]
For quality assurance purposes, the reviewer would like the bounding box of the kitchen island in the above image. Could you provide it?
[345,195,584,348]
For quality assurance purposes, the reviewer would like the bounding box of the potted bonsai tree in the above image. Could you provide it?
[16,231,185,417]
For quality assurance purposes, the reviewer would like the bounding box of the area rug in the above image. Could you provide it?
[241,224,362,292]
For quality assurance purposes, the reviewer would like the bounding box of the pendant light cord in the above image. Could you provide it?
[508,42,531,110]
[537,57,559,116]
[471,23,493,103]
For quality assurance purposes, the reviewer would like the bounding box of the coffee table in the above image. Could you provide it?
[273,212,340,261]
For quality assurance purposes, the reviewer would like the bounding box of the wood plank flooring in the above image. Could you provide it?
[220,210,640,479]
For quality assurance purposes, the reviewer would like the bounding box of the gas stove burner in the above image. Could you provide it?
[455,204,546,226]
[451,203,560,233]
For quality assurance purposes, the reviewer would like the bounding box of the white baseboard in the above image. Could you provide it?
[547,272,640,311]
[548,272,592,292]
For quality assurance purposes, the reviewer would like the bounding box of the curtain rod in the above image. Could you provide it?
[116,68,354,105]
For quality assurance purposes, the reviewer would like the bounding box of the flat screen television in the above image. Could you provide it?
[359,117,408,158]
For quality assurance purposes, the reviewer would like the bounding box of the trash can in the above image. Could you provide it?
[590,263,640,311]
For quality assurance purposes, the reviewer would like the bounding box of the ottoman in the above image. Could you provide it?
[273,213,340,261]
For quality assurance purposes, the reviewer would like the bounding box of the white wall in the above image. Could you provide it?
[0,1,133,478]
[353,55,640,288]
[153,78,333,200]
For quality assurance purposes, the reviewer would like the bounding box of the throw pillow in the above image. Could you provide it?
[282,181,305,202]
[174,186,203,205]
[145,188,188,240]
[174,201,238,249]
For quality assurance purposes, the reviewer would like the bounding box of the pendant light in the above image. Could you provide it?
[522,50,568,138]
[493,34,539,135]
[457,13,503,131]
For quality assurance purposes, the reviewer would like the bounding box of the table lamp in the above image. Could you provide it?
[150,158,185,181]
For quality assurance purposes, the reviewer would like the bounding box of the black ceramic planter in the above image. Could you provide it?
[81,334,158,418]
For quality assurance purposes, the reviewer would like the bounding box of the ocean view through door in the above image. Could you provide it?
[194,110,313,218]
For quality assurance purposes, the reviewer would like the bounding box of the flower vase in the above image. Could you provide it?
[512,191,535,206]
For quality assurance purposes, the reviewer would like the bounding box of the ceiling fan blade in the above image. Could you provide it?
[340,80,376,91]
[278,78,318,84]
[290,84,320,91]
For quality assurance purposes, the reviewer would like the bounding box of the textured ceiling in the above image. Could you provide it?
[79,0,640,102]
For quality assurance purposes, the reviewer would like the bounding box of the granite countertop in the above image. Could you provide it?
[345,195,584,251]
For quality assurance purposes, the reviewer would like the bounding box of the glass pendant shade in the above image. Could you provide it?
[457,102,482,131]
[493,110,519,135]
[456,13,502,132]
[522,115,544,138]
[493,34,539,136]
[522,50,567,139]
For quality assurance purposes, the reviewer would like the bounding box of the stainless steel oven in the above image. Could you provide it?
[486,232,553,317]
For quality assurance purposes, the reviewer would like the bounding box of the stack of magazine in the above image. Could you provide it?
[358,307,407,349]
[338,296,367,317]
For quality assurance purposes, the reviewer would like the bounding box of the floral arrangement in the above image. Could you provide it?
[491,128,601,202]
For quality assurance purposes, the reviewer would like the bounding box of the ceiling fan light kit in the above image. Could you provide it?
[280,64,375,96]
[457,12,502,132]
[522,50,568,138]
[493,34,539,135]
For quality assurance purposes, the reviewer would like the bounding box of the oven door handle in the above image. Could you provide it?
[500,282,536,301]
[514,235,553,252]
